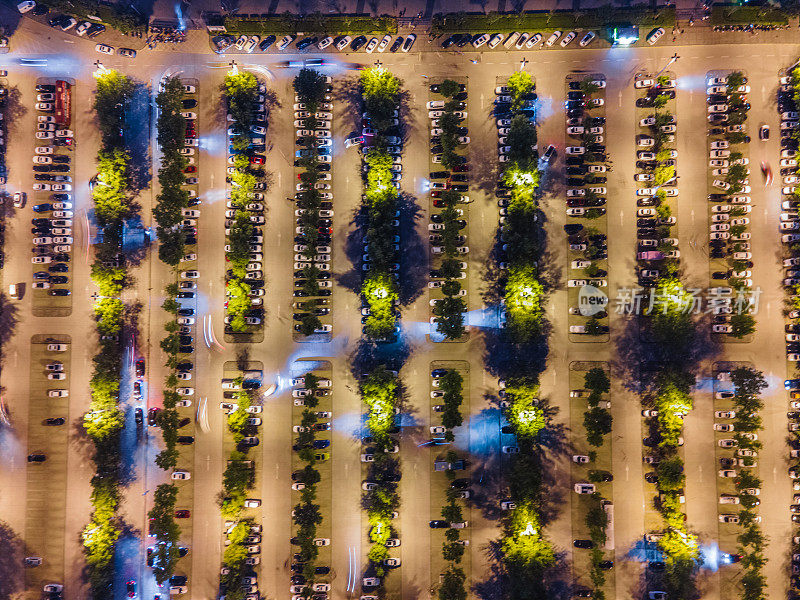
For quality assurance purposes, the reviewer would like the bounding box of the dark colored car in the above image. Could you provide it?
[429,520,449,528]
[28,454,46,462]
[170,575,187,585]
[450,479,469,489]
[135,408,143,426]
[177,308,194,317]
[177,436,194,445]
[135,358,145,377]
[33,203,52,213]
[175,510,190,518]
[177,292,195,299]
[389,37,403,52]
[148,407,160,426]
[258,34,277,50]
[350,35,367,51]
[48,263,68,273]
[573,539,594,549]
[50,275,68,284]
[50,289,70,296]
[179,335,193,345]
[44,417,65,425]
[178,345,194,354]
[295,36,318,50]
[312,440,330,449]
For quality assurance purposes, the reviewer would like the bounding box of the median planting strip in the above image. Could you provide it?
[564,72,609,340]
[491,71,544,342]
[290,68,335,339]
[633,70,680,321]
[289,363,334,594]
[223,70,269,341]
[705,70,756,340]
[359,367,401,596]
[79,68,142,600]
[24,335,71,591]
[569,363,614,598]
[359,65,402,342]
[428,363,470,595]
[713,364,767,600]
[428,78,469,341]
[147,75,202,591]
[218,363,264,598]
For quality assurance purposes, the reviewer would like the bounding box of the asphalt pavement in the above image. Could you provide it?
[0,13,798,600]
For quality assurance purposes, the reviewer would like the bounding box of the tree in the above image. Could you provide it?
[656,455,685,491]
[438,79,462,98]
[730,313,756,338]
[438,567,467,600]
[584,368,610,393]
[584,407,612,447]
[225,71,258,129]
[434,296,466,339]
[443,541,465,562]
[507,71,534,108]
[294,68,327,106]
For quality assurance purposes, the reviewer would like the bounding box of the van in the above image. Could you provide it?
[8,283,17,297]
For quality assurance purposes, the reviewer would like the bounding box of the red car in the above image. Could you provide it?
[452,164,471,172]
[250,155,265,165]
[184,166,197,173]
[318,227,332,235]
[175,510,191,518]
[430,191,442,198]
[433,199,447,208]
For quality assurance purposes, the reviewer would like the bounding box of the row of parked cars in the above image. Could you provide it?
[703,74,754,329]
[713,371,761,528]
[427,82,469,318]
[217,33,416,54]
[291,78,334,335]
[776,76,800,364]
[631,74,680,289]
[224,81,270,332]
[563,76,609,333]
[290,372,333,599]
[30,83,74,299]
[25,342,70,466]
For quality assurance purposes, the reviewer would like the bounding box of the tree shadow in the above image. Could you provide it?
[339,201,368,296]
[0,519,24,599]
[3,85,26,135]
[348,336,411,380]
[125,82,152,193]
[397,192,426,307]
[333,75,363,138]
[0,294,19,353]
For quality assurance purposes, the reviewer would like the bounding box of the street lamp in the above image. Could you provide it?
[519,57,528,71]
[92,60,107,78]
[654,53,680,79]
[228,60,238,76]
[374,59,383,70]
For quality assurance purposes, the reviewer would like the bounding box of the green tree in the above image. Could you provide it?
[438,79,462,98]
[584,368,610,393]
[294,68,327,106]
[584,407,612,447]
[507,71,534,109]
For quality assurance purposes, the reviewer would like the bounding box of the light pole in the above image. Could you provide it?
[92,60,107,78]
[654,53,679,79]
[228,59,238,76]
[520,57,528,71]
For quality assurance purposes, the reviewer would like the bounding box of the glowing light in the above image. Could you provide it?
[521,522,537,536]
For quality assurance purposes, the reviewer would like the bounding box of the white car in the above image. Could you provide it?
[579,32,596,47]
[17,1,35,12]
[647,27,665,45]
[365,37,379,53]
[545,31,562,46]
[336,35,352,51]
[317,36,333,50]
[95,44,115,55]
[487,33,503,48]
[276,35,294,50]
[635,78,654,89]
[559,31,576,47]
[472,34,490,47]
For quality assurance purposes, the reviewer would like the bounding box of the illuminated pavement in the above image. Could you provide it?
[0,11,796,600]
